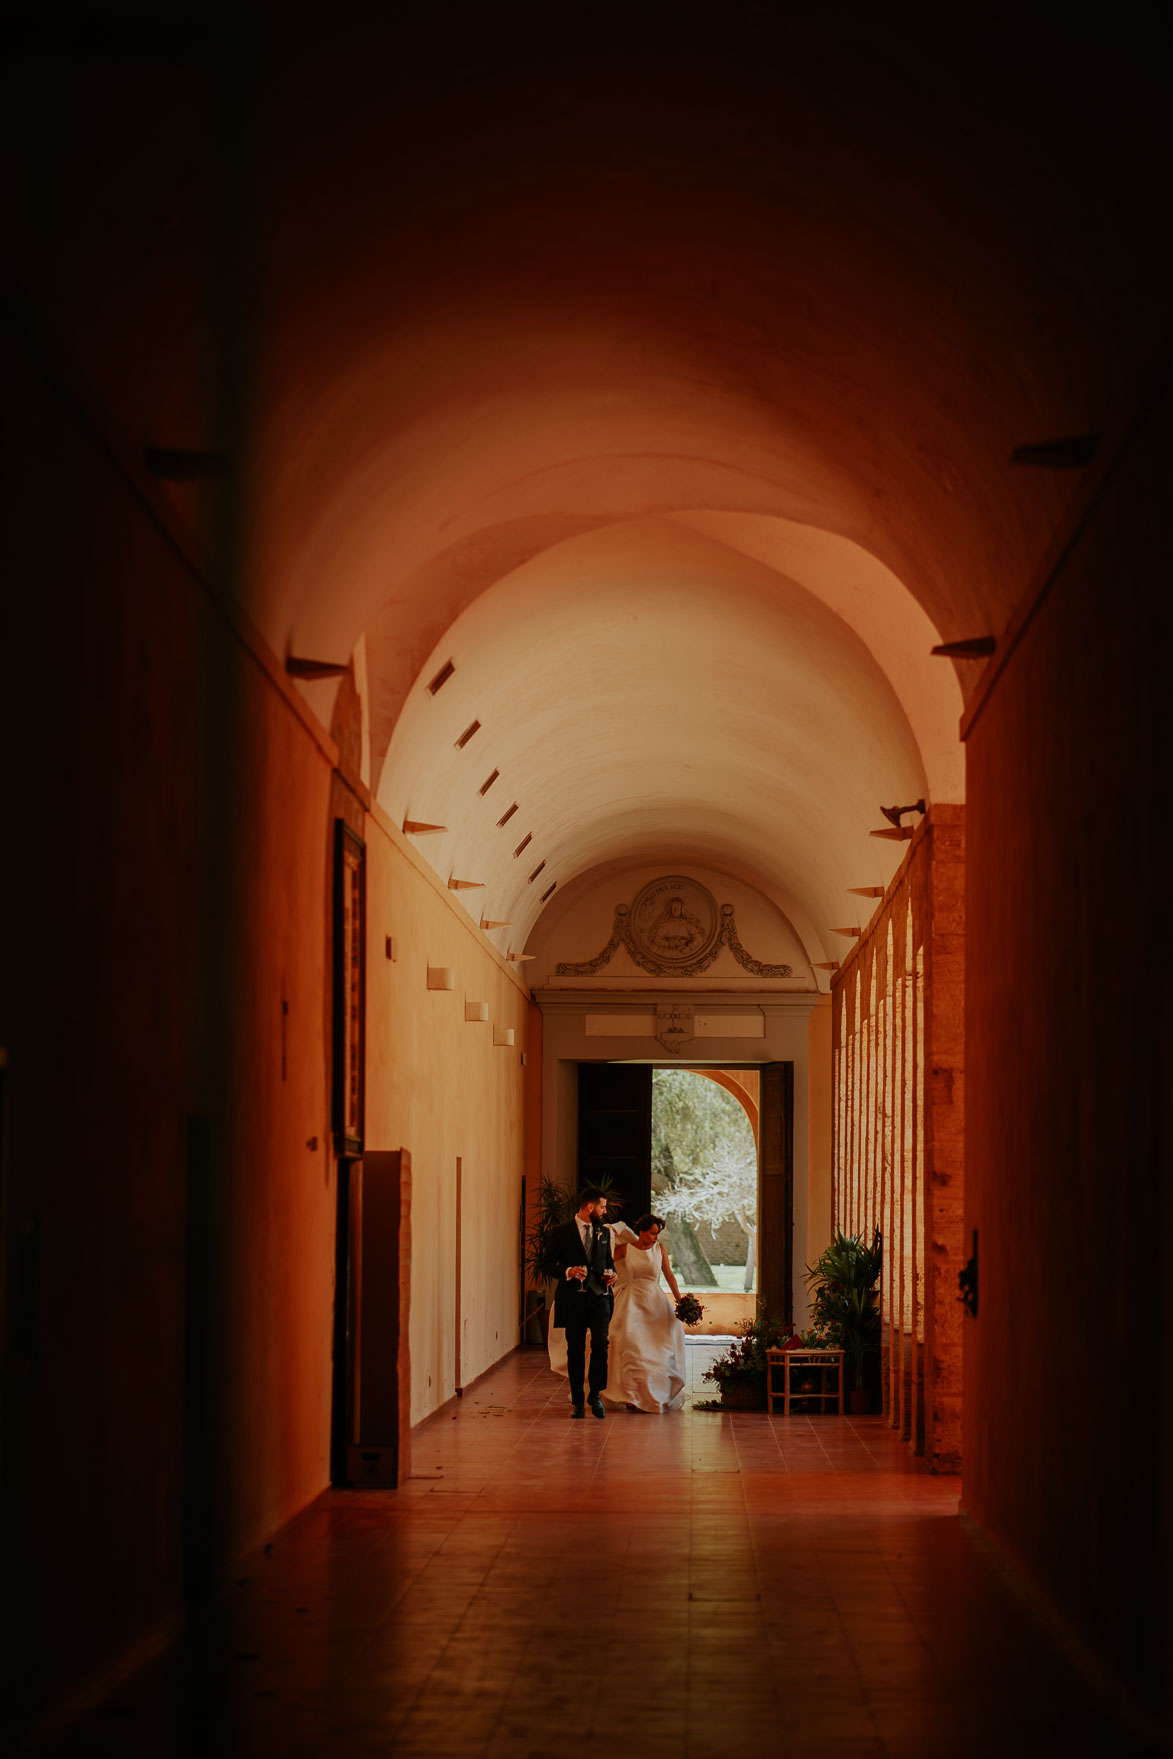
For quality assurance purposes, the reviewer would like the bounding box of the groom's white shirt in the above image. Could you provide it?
[564,1217,634,1279]
[565,1214,594,1278]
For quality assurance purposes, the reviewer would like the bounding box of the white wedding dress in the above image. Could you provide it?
[605,1241,686,1412]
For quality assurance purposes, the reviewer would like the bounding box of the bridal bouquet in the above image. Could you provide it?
[675,1294,705,1326]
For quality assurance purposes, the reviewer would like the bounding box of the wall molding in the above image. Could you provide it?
[535,989,818,1019]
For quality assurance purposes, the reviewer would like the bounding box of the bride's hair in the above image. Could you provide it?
[634,1213,665,1234]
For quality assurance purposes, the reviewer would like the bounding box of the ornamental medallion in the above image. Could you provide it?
[629,875,719,969]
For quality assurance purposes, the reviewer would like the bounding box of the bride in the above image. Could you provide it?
[605,1214,687,1413]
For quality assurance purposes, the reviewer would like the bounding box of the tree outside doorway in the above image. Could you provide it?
[651,1070,758,1293]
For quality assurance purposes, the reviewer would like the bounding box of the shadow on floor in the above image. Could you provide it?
[28,1347,1147,1758]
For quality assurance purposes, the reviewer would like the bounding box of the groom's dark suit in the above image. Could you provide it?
[549,1216,615,1408]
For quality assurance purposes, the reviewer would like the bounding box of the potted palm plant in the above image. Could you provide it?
[523,1175,573,1343]
[805,1228,882,1412]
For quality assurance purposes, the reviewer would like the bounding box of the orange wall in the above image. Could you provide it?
[963,393,1169,1732]
[1,334,352,1726]
[212,657,338,1563]
[0,332,533,1735]
[363,814,530,1423]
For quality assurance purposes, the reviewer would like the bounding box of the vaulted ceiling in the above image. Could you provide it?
[377,516,955,953]
[15,11,1165,969]
[238,12,1166,966]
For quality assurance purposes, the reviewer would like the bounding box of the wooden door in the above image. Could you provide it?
[332,1148,412,1487]
[758,1063,794,1322]
[576,1063,652,1229]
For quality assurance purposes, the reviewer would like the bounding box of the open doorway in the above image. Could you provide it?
[652,1069,758,1295]
[574,1060,789,1334]
[573,1048,794,1322]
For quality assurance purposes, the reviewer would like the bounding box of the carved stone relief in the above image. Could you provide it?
[555,876,795,979]
[630,876,719,968]
[655,1001,695,1055]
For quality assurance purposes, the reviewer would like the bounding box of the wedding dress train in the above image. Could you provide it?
[604,1240,686,1412]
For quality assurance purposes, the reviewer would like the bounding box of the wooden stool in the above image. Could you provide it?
[766,1348,845,1415]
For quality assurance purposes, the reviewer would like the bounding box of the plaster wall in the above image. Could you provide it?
[963,395,1169,1733]
[218,657,338,1564]
[0,338,339,1725]
[2,339,207,1726]
[363,814,531,1424]
[0,333,532,1735]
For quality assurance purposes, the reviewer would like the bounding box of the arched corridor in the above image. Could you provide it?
[2,8,1169,1755]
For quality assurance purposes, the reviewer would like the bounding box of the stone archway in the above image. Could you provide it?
[690,1068,759,1141]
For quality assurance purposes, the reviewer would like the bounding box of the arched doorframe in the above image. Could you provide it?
[687,1067,759,1141]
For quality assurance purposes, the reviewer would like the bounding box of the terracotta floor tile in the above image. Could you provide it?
[35,1344,1146,1758]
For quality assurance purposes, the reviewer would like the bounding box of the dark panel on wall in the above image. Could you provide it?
[758,1062,794,1322]
[337,1150,411,1488]
[963,384,1169,1733]
[576,1063,652,1227]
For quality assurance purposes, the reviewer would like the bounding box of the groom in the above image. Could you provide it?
[549,1187,616,1419]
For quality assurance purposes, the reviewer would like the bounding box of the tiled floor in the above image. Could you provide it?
[42,1344,1134,1757]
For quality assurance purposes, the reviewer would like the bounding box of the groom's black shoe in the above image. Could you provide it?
[571,1403,585,1419]
[589,1396,606,1420]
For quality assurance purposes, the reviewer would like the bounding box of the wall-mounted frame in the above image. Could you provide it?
[333,820,366,1154]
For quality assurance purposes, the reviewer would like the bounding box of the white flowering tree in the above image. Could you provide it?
[652,1071,758,1290]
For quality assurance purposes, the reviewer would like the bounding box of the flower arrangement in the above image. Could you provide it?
[675,1293,705,1326]
[701,1311,793,1407]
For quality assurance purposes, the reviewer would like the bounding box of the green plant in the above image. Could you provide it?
[524,1176,573,1293]
[702,1310,792,1401]
[805,1228,882,1392]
